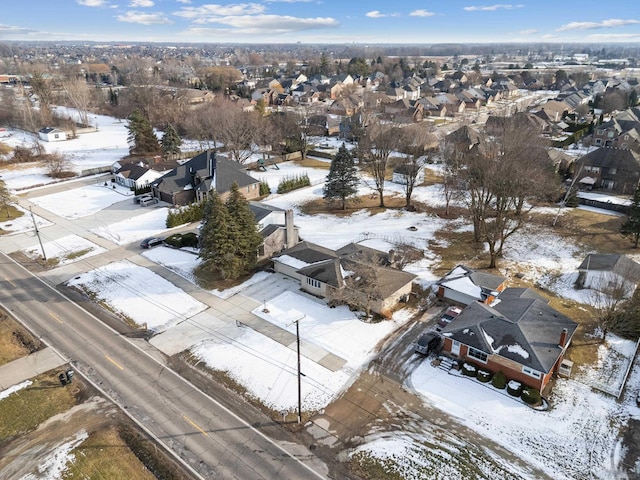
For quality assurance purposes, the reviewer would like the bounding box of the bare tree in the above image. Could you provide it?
[398,125,436,209]
[216,100,261,164]
[29,72,54,125]
[357,121,405,208]
[590,272,635,342]
[45,152,74,179]
[61,76,93,127]
[438,137,465,216]
[0,178,13,218]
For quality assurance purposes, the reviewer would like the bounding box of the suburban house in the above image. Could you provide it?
[574,147,640,194]
[440,287,578,391]
[38,127,67,142]
[576,253,640,297]
[272,241,416,316]
[250,202,299,261]
[435,265,506,305]
[592,108,640,150]
[151,151,260,205]
[113,162,169,190]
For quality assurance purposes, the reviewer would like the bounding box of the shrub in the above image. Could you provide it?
[181,232,199,248]
[166,200,205,228]
[491,371,507,389]
[521,387,541,405]
[277,173,310,194]
[477,369,493,383]
[165,234,183,248]
[461,363,477,377]
[259,181,271,196]
[506,380,523,397]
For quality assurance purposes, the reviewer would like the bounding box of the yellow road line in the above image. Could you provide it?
[183,415,209,437]
[105,355,124,371]
[48,312,63,324]
[4,277,16,288]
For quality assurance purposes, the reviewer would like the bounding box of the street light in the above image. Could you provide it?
[288,314,305,424]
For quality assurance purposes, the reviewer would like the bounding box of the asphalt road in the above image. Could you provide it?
[0,252,328,480]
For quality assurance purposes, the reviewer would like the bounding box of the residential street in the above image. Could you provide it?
[0,252,330,479]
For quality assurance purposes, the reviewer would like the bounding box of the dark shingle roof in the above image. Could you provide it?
[578,254,640,280]
[442,289,578,373]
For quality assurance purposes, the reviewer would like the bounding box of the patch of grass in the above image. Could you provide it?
[0,141,12,156]
[296,158,331,169]
[300,194,407,216]
[0,373,77,441]
[0,205,24,222]
[64,248,93,261]
[0,313,43,366]
[64,426,157,480]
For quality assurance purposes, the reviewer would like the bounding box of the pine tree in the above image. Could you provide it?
[0,178,12,218]
[161,124,182,158]
[225,182,263,272]
[198,192,241,279]
[323,143,359,210]
[126,109,159,155]
[621,188,640,248]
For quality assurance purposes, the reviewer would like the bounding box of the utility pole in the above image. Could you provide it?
[289,314,305,424]
[29,206,46,261]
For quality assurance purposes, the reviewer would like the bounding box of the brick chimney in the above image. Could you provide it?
[559,328,569,348]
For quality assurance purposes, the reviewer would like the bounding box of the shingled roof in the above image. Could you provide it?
[442,288,577,373]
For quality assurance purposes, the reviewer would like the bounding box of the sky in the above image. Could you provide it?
[0,1,639,44]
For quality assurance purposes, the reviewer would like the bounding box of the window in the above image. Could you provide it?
[467,347,488,363]
[607,131,614,138]
[609,168,617,175]
[522,366,541,379]
[601,180,615,190]
[596,129,603,135]
[54,134,59,139]
[306,277,321,289]
[595,138,602,145]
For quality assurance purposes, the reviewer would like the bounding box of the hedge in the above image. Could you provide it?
[521,387,541,405]
[461,363,477,377]
[491,371,507,389]
[277,173,310,194]
[166,200,205,228]
[259,181,271,196]
[506,380,523,397]
[477,369,493,383]
[165,232,199,249]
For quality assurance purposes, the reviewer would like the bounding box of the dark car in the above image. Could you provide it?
[436,306,462,331]
[140,237,164,249]
[415,332,441,355]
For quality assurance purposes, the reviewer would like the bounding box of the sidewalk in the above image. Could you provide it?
[0,348,67,390]
[2,185,348,373]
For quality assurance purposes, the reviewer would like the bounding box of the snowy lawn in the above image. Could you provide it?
[248,160,329,194]
[141,246,200,284]
[90,207,170,245]
[66,260,207,332]
[192,328,351,412]
[22,234,106,266]
[22,430,89,480]
[0,205,52,235]
[30,183,133,219]
[403,349,640,480]
[253,291,412,366]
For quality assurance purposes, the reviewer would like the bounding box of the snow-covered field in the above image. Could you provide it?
[0,205,52,235]
[90,207,170,245]
[22,234,106,266]
[29,183,132,219]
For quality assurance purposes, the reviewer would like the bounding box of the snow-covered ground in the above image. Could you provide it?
[0,380,32,400]
[22,234,106,266]
[90,207,170,245]
[0,205,52,235]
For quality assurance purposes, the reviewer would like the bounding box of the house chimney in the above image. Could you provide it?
[388,249,396,265]
[208,151,217,190]
[559,328,569,348]
[285,209,296,248]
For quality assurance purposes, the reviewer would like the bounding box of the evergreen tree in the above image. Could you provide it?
[323,143,359,210]
[621,188,640,248]
[126,109,159,155]
[198,192,242,279]
[161,124,182,158]
[225,182,263,272]
[0,178,12,218]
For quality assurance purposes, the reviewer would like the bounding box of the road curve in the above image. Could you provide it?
[0,253,328,479]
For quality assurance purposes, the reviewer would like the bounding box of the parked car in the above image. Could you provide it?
[140,195,159,207]
[436,306,462,331]
[140,237,164,249]
[415,332,441,355]
[133,194,150,204]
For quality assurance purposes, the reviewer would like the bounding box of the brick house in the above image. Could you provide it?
[435,265,506,305]
[441,287,578,391]
[574,147,640,194]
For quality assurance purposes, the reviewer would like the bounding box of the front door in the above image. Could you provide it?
[451,340,461,356]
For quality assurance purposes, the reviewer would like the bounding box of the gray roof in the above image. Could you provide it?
[249,202,284,223]
[152,150,258,195]
[442,289,578,373]
[496,287,548,304]
[274,241,337,264]
[116,162,150,181]
[439,265,506,291]
[578,254,640,280]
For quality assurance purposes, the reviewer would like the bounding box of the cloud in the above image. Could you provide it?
[174,3,265,19]
[541,34,559,40]
[516,28,537,35]
[117,11,173,24]
[176,0,191,3]
[588,33,640,41]
[464,4,523,11]
[366,11,386,18]
[0,24,38,37]
[557,18,639,31]
[130,0,154,6]
[77,0,107,6]
[410,9,435,17]
[196,14,337,32]
[264,0,315,3]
